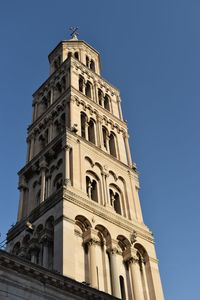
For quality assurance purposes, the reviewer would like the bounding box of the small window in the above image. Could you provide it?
[85,81,92,98]
[81,113,87,138]
[88,119,96,144]
[109,133,117,158]
[90,59,95,72]
[102,127,108,149]
[79,76,84,93]
[104,94,110,111]
[74,52,79,60]
[86,55,90,67]
[98,89,103,106]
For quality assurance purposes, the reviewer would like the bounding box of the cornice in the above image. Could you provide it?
[7,190,63,242]
[63,188,154,244]
[28,91,69,134]
[71,56,119,94]
[71,88,126,128]
[32,59,70,98]
[0,250,119,300]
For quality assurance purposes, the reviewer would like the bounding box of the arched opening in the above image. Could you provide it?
[56,82,62,96]
[12,242,20,256]
[85,81,92,99]
[79,76,84,93]
[88,119,96,144]
[86,55,90,67]
[81,112,87,138]
[44,216,54,270]
[53,173,63,191]
[109,187,122,215]
[104,94,110,111]
[86,175,98,203]
[90,59,95,72]
[98,89,103,106]
[68,51,72,58]
[109,132,117,158]
[74,51,79,60]
[102,126,108,150]
[120,276,126,300]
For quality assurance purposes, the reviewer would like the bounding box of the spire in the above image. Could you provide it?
[69,26,79,40]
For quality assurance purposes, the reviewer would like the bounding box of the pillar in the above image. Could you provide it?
[96,114,103,148]
[141,258,150,300]
[129,257,145,300]
[123,132,132,167]
[63,145,71,186]
[17,177,26,221]
[109,248,121,298]
[88,239,98,288]
[40,160,47,203]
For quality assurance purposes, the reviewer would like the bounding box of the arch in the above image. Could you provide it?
[75,215,92,232]
[98,89,104,106]
[22,234,31,246]
[85,156,94,167]
[88,119,96,144]
[90,59,95,72]
[104,94,111,111]
[67,51,72,58]
[86,55,90,67]
[109,184,122,215]
[95,224,111,246]
[74,51,79,60]
[86,171,100,203]
[12,242,20,255]
[53,173,63,190]
[81,112,87,138]
[109,132,117,158]
[85,81,92,99]
[102,126,108,150]
[79,75,84,93]
[45,216,54,230]
[117,235,131,251]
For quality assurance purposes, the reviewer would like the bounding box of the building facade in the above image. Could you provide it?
[5,34,164,300]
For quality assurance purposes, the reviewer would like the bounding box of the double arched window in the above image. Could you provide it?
[80,113,96,145]
[102,127,118,158]
[109,186,122,215]
[86,173,99,203]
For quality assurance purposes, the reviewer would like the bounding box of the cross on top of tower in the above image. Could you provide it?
[69,27,79,40]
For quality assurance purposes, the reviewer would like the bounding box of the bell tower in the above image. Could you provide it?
[6,34,164,300]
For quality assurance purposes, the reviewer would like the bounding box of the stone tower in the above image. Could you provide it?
[6,34,164,300]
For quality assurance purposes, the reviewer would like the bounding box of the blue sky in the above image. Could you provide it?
[0,1,200,299]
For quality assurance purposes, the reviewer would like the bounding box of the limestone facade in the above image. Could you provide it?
[6,37,164,300]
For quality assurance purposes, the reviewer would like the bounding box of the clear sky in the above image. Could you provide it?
[0,1,199,299]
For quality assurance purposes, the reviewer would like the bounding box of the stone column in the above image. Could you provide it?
[117,95,123,120]
[129,256,145,300]
[48,120,53,142]
[50,86,54,104]
[109,248,121,298]
[17,177,26,221]
[40,160,47,203]
[85,122,89,141]
[88,239,98,289]
[28,135,35,161]
[123,132,132,167]
[63,145,71,186]
[141,258,150,300]
[96,115,103,148]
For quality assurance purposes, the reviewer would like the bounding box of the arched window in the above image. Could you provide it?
[109,132,117,158]
[120,276,126,300]
[98,89,103,106]
[68,51,72,58]
[104,94,110,111]
[88,119,96,144]
[12,242,20,256]
[61,76,66,91]
[102,126,108,150]
[86,176,98,202]
[36,190,41,205]
[53,173,63,191]
[85,81,92,98]
[81,112,87,138]
[79,76,84,93]
[90,59,95,72]
[109,188,121,215]
[86,55,90,67]
[74,51,79,60]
